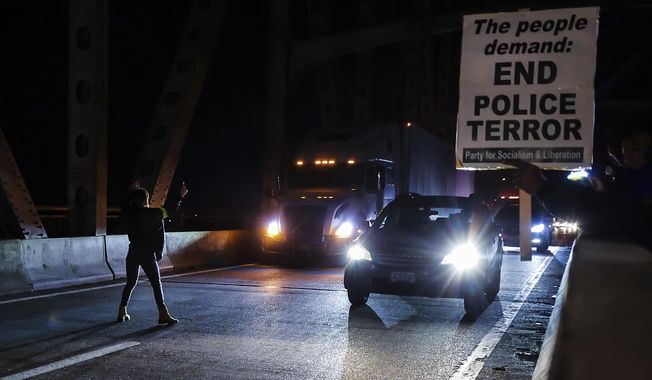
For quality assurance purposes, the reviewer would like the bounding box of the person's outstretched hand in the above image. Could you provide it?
[179,182,189,199]
[607,144,625,168]
[505,160,547,195]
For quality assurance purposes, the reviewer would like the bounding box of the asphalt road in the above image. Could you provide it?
[0,247,569,380]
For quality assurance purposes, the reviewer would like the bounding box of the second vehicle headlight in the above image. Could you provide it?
[347,244,371,261]
[531,223,545,233]
[441,243,479,270]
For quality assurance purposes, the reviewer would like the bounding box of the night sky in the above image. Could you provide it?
[2,1,652,219]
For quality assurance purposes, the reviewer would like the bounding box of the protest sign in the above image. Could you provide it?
[456,7,599,170]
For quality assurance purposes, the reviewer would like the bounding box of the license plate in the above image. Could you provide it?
[390,271,415,283]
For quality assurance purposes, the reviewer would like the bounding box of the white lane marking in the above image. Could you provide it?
[450,253,556,380]
[0,341,140,380]
[163,263,256,279]
[0,264,256,305]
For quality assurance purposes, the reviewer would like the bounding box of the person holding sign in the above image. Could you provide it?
[509,130,652,249]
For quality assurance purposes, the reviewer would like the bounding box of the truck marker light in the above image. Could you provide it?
[315,160,322,165]
[347,159,355,164]
[296,160,304,166]
[328,160,335,164]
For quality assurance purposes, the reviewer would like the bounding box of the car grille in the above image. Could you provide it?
[373,252,436,266]
[283,205,327,243]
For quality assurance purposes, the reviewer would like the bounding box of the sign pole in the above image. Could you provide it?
[519,189,532,261]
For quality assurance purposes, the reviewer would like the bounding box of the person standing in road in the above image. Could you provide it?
[117,185,187,324]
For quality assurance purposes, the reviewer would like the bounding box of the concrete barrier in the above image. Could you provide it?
[21,237,113,291]
[165,230,252,271]
[0,230,256,296]
[0,240,30,295]
[533,238,652,379]
[104,234,131,279]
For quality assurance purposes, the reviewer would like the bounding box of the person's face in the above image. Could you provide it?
[622,141,648,170]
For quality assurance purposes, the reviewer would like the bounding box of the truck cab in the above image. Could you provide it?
[262,128,398,259]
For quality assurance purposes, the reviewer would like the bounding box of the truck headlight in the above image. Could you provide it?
[266,220,281,237]
[335,222,353,238]
[348,245,371,261]
[441,243,479,270]
[531,223,545,233]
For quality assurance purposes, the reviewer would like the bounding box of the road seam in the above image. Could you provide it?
[450,253,556,380]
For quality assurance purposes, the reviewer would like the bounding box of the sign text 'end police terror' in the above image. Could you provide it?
[467,60,581,141]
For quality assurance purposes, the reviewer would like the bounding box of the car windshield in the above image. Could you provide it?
[287,164,364,189]
[373,197,468,231]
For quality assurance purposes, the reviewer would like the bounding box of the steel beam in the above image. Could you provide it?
[67,0,108,236]
[134,0,228,208]
[289,13,460,88]
[596,35,652,101]
[403,1,435,130]
[0,128,47,238]
[354,0,376,125]
[307,0,339,130]
[262,0,290,213]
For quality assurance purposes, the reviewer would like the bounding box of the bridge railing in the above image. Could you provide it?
[0,206,252,239]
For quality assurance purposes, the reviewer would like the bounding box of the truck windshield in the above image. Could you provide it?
[287,164,364,189]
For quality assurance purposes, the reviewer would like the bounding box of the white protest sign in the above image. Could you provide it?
[456,7,599,170]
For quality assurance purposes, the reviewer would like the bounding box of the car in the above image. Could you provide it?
[343,193,503,317]
[494,201,554,253]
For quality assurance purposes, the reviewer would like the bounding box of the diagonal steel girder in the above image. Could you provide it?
[134,0,228,208]
[0,128,47,239]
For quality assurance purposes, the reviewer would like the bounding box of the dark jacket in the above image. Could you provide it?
[123,206,165,259]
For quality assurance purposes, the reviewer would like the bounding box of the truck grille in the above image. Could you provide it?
[283,205,327,242]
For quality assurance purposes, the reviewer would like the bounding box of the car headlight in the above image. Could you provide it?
[531,223,545,233]
[348,244,371,261]
[335,222,353,238]
[441,243,479,270]
[266,220,281,237]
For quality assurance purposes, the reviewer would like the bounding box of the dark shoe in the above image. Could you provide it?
[117,306,130,322]
[158,306,178,324]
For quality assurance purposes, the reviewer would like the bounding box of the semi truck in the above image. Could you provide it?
[262,123,474,259]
